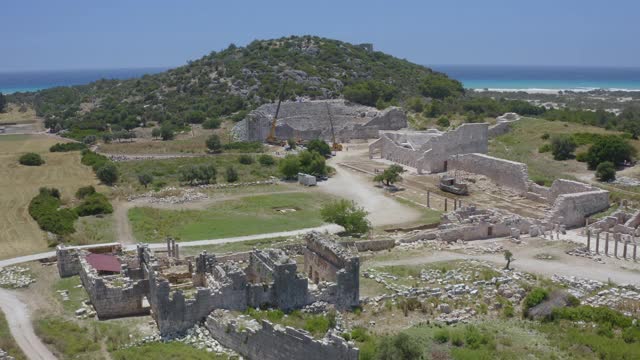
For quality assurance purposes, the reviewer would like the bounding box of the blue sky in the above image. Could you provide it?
[1,0,638,71]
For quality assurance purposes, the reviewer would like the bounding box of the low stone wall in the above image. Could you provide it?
[448,153,529,193]
[205,311,359,360]
[341,239,395,252]
[548,179,597,203]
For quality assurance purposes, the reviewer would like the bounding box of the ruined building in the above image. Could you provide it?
[233,99,407,142]
[369,123,489,174]
[56,232,360,335]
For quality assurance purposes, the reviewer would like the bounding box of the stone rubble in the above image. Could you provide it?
[551,274,640,316]
[0,266,35,288]
[0,349,15,360]
[122,324,236,356]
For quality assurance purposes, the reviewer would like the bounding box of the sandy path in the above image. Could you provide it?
[0,289,57,360]
[317,150,422,227]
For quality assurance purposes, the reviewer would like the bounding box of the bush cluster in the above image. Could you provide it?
[81,150,119,185]
[19,152,45,166]
[75,193,113,216]
[179,164,216,185]
[49,142,86,152]
[28,188,77,235]
[278,150,327,179]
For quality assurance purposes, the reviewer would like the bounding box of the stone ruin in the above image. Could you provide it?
[584,208,640,260]
[369,123,489,174]
[233,99,406,142]
[406,205,548,243]
[488,112,521,138]
[55,232,361,358]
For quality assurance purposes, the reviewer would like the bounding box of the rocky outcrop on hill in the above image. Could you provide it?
[233,99,407,142]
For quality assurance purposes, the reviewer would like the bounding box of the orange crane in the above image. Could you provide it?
[266,82,286,145]
[325,103,342,151]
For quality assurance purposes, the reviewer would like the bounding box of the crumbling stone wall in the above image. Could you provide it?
[548,179,597,203]
[56,246,81,278]
[448,153,529,193]
[488,112,521,138]
[304,232,359,309]
[205,310,359,360]
[233,100,406,142]
[246,250,308,310]
[78,257,149,319]
[547,190,610,228]
[371,124,488,173]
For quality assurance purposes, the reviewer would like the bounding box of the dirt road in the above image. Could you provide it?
[0,289,57,360]
[317,148,423,227]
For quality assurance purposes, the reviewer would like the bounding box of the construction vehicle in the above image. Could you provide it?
[266,82,286,146]
[325,103,343,151]
[439,175,468,195]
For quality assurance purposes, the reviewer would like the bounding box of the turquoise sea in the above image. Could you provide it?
[0,67,167,94]
[2,65,640,95]
[431,65,640,92]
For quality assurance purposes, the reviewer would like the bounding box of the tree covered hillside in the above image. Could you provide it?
[9,35,462,138]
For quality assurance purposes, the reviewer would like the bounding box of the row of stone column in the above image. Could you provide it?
[426,191,463,211]
[586,229,638,261]
[166,237,180,259]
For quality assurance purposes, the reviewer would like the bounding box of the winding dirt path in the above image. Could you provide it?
[0,289,57,360]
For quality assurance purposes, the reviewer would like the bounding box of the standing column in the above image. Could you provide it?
[587,229,591,251]
[454,199,457,211]
[445,198,448,212]
[605,232,609,256]
[623,237,628,260]
[614,233,619,258]
[175,244,180,260]
[595,231,600,254]
[427,191,430,208]
[634,241,637,262]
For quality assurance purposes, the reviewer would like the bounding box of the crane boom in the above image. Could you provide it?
[266,82,286,145]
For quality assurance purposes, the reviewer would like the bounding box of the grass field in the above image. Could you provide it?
[128,192,332,242]
[489,117,640,187]
[0,104,40,125]
[116,154,279,191]
[0,134,106,259]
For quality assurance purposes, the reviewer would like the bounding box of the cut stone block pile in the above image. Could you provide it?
[0,266,35,288]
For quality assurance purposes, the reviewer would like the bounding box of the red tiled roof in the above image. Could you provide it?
[85,253,121,273]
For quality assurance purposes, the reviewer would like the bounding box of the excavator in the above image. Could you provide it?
[265,82,286,146]
[325,103,342,151]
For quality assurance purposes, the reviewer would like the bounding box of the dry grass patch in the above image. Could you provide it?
[0,135,106,259]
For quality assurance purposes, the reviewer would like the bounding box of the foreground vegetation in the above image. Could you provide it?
[0,311,26,360]
[128,192,332,242]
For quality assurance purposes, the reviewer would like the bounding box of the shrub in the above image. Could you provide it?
[306,139,331,157]
[81,150,109,171]
[434,329,450,343]
[596,161,616,182]
[622,327,640,343]
[160,124,175,141]
[258,154,275,166]
[320,199,370,236]
[538,143,551,153]
[82,135,97,145]
[376,333,422,360]
[550,305,633,328]
[503,303,515,318]
[75,193,113,216]
[575,151,588,162]
[541,132,550,140]
[298,150,327,176]
[137,173,154,188]
[151,128,161,139]
[225,167,239,183]
[96,164,119,186]
[206,134,223,153]
[436,116,450,128]
[451,332,464,347]
[303,316,331,337]
[179,165,216,185]
[523,288,549,315]
[222,141,264,152]
[19,152,45,166]
[238,154,254,164]
[550,134,576,160]
[202,118,222,129]
[586,135,636,169]
[50,142,86,152]
[75,186,96,199]
[28,188,77,235]
[278,154,300,180]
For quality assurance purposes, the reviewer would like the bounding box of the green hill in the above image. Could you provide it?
[10,35,462,138]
